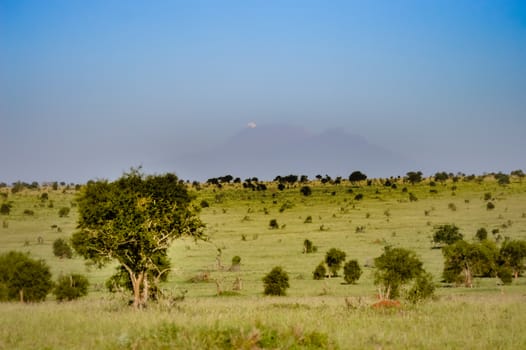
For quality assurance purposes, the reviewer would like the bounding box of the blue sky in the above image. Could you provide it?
[1,0,525,182]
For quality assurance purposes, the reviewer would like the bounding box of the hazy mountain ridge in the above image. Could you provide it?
[175,124,411,181]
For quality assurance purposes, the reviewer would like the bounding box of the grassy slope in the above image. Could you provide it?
[1,177,526,349]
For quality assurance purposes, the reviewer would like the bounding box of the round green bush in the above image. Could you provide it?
[313,262,326,280]
[343,259,362,284]
[0,251,53,302]
[53,273,89,301]
[263,266,289,296]
[53,238,73,259]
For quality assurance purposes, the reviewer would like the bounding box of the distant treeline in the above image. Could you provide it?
[1,169,524,191]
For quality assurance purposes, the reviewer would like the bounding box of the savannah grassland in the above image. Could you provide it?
[1,175,526,349]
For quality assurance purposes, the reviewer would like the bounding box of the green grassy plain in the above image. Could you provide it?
[1,176,526,349]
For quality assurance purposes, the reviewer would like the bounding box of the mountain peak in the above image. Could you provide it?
[175,124,409,180]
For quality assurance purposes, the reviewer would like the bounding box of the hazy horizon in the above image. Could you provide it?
[1,1,525,183]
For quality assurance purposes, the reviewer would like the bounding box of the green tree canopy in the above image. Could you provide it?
[405,171,423,184]
[498,239,526,280]
[325,248,346,277]
[0,251,53,302]
[71,169,204,308]
[442,240,499,287]
[348,171,367,183]
[374,247,425,299]
[432,224,464,246]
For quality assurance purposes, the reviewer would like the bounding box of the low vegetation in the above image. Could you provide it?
[1,170,526,348]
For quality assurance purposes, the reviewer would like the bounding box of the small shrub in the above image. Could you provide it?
[53,273,89,301]
[53,238,73,259]
[0,203,11,215]
[409,193,418,202]
[487,202,495,210]
[58,207,70,217]
[23,209,34,216]
[263,266,289,296]
[229,256,241,272]
[304,215,312,224]
[343,260,362,284]
[448,203,457,211]
[200,200,210,208]
[300,186,312,196]
[475,228,488,241]
[405,272,435,304]
[496,266,513,285]
[354,193,363,201]
[303,239,317,253]
[484,192,492,201]
[269,219,279,229]
[313,262,327,280]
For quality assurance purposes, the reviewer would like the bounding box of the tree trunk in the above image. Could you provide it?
[514,270,519,281]
[19,289,24,303]
[141,276,149,305]
[464,264,473,288]
[129,271,145,309]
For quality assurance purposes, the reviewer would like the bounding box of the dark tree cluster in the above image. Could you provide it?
[243,178,267,191]
[349,171,367,183]
[434,223,526,286]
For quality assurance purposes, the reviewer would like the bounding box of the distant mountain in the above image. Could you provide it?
[174,124,410,181]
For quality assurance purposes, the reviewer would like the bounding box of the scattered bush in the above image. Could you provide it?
[304,215,312,224]
[53,238,73,259]
[432,224,463,246]
[23,209,34,216]
[200,200,210,208]
[303,239,317,253]
[325,248,346,277]
[496,266,513,285]
[229,256,241,272]
[486,202,495,210]
[405,272,436,304]
[484,192,492,201]
[53,273,89,301]
[409,193,418,202]
[1,203,12,215]
[343,260,362,284]
[354,193,363,201]
[269,219,279,229]
[300,186,312,196]
[313,262,327,280]
[475,228,488,241]
[263,266,289,296]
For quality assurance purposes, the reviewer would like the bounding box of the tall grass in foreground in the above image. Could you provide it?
[1,293,525,349]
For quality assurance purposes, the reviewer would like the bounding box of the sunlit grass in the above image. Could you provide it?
[1,177,526,348]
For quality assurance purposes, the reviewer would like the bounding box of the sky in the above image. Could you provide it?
[1,0,525,183]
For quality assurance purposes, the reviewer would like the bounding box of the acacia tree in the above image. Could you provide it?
[0,251,53,302]
[325,248,346,277]
[374,247,426,299]
[442,240,498,287]
[71,170,204,308]
[498,239,526,280]
[349,171,367,184]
